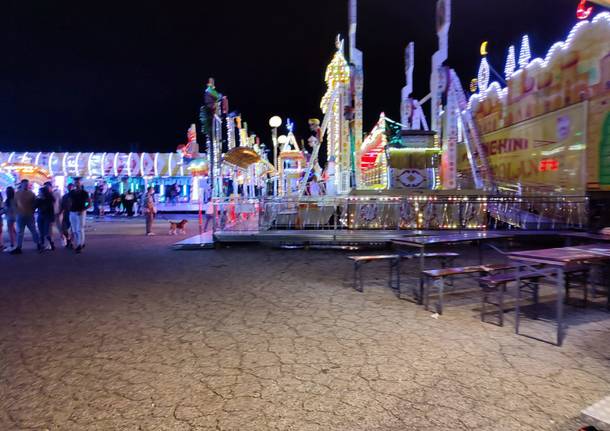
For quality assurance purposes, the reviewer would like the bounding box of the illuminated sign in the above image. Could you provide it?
[539,159,559,171]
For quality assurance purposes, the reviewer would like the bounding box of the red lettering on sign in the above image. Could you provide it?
[539,159,559,172]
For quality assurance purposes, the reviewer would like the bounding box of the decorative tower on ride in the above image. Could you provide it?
[349,0,364,189]
[321,36,351,195]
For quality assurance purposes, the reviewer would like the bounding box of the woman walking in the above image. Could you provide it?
[5,187,17,250]
[143,186,156,236]
[36,184,56,251]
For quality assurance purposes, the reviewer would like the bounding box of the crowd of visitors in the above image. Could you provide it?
[0,178,92,254]
[90,185,165,218]
[0,179,167,254]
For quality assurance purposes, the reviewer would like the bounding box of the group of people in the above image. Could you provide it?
[0,178,90,254]
[91,185,144,218]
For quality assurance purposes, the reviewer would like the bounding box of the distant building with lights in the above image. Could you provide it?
[0,151,202,202]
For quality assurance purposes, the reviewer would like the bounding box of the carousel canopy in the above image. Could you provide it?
[278,150,306,161]
[223,147,261,169]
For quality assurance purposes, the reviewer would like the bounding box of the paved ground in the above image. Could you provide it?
[1,218,609,430]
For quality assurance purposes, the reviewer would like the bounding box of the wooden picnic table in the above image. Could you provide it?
[392,231,517,302]
[507,244,610,346]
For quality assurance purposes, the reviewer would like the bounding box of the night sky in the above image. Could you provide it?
[1,0,586,153]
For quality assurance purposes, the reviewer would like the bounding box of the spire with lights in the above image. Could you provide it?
[478,57,490,93]
[518,35,531,68]
[505,45,516,79]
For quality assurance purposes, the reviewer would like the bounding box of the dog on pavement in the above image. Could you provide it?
[168,219,188,235]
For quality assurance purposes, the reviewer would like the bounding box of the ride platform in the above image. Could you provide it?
[172,233,215,250]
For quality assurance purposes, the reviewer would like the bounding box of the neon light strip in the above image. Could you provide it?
[7,152,15,163]
[468,12,610,108]
[101,152,107,176]
[154,153,159,177]
[113,153,119,177]
[62,153,68,176]
[74,152,81,176]
[126,152,133,177]
[21,152,28,163]
[140,153,146,176]
[168,153,173,177]
[34,152,42,166]
[87,153,93,176]
[48,152,55,176]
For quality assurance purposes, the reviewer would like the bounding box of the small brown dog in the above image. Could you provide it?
[168,219,188,235]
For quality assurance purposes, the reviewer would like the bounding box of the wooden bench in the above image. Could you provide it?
[399,252,460,302]
[348,255,401,292]
[422,263,514,314]
[480,264,589,326]
[348,252,460,295]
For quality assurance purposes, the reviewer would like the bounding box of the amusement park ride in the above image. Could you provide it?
[191,0,609,232]
[1,0,608,231]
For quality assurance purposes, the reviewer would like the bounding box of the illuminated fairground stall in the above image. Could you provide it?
[458,10,610,228]
[0,150,205,202]
[357,114,440,191]
[0,162,52,194]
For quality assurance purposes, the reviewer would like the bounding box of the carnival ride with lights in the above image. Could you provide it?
[1,1,608,234]
[250,0,610,233]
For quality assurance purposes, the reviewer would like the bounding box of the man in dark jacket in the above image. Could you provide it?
[61,183,74,248]
[68,178,90,253]
[10,179,41,254]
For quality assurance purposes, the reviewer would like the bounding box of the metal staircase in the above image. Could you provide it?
[448,69,495,191]
[297,88,340,198]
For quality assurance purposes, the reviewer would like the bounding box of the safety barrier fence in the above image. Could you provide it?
[211,194,589,232]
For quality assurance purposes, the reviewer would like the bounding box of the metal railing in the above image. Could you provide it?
[212,194,589,232]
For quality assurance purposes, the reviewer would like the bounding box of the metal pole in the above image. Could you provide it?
[272,127,278,197]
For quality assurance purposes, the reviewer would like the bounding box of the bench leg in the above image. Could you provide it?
[396,258,401,298]
[481,284,487,323]
[533,280,540,320]
[354,262,363,292]
[583,274,588,307]
[436,277,444,315]
[424,276,431,311]
[417,276,424,304]
[557,268,565,347]
[498,283,505,327]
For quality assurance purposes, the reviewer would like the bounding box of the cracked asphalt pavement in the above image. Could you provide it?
[1,218,609,430]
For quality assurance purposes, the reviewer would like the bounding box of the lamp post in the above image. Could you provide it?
[276,134,289,196]
[268,116,282,196]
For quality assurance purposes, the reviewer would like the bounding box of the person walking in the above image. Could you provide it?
[51,184,63,245]
[68,178,90,254]
[92,185,101,216]
[308,175,322,197]
[4,187,17,251]
[123,190,136,217]
[61,183,74,248]
[203,199,215,232]
[36,183,56,251]
[11,179,41,254]
[110,189,120,215]
[143,186,157,236]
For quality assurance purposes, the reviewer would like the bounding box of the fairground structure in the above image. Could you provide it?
[1,1,609,232]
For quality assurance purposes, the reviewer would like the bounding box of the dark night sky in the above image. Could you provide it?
[1,0,586,153]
